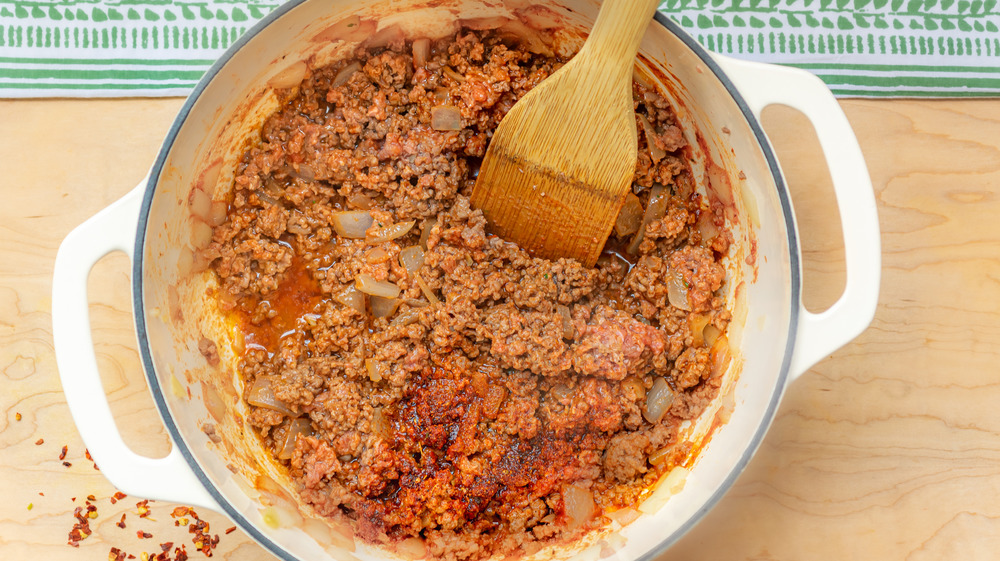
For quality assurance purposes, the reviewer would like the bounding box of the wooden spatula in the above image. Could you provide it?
[471,0,661,267]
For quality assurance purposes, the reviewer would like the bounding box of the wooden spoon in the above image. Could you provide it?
[471,0,661,267]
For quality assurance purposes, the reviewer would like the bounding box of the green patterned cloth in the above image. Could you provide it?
[1,0,998,98]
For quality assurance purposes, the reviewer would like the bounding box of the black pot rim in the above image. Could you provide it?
[132,3,800,560]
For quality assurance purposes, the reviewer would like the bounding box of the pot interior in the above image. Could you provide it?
[136,1,796,560]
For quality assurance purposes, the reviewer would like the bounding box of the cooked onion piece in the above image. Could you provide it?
[370,295,401,318]
[278,417,312,460]
[335,285,366,315]
[667,269,691,311]
[367,220,415,243]
[247,377,294,416]
[399,246,426,275]
[189,188,212,223]
[269,61,308,90]
[638,114,666,161]
[331,210,374,239]
[332,61,362,88]
[627,184,669,254]
[562,483,596,530]
[431,105,463,131]
[614,193,643,238]
[419,218,437,249]
[412,38,430,68]
[355,274,401,299]
[208,200,228,227]
[643,377,674,423]
[556,304,574,340]
[414,274,440,304]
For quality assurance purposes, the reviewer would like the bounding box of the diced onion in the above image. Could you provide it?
[346,192,374,210]
[278,417,312,460]
[632,66,653,88]
[208,201,228,227]
[697,210,719,245]
[419,218,437,249]
[667,269,691,311]
[355,274,401,299]
[648,445,673,466]
[639,466,690,514]
[335,285,366,315]
[367,220,415,243]
[332,61,362,88]
[627,184,669,254]
[365,358,387,382]
[268,61,308,90]
[288,163,315,182]
[391,309,421,326]
[202,382,227,423]
[703,324,722,347]
[498,20,554,56]
[189,188,212,223]
[461,16,509,30]
[431,105,463,131]
[556,305,574,340]
[412,38,430,68]
[623,377,645,401]
[606,507,641,527]
[247,377,294,416]
[413,274,440,305]
[643,377,674,423]
[689,313,712,347]
[614,193,643,238]
[397,537,427,560]
[710,335,731,379]
[370,295,400,318]
[191,220,214,250]
[638,114,666,161]
[399,246,426,275]
[331,210,374,239]
[365,24,403,49]
[562,483,595,530]
[443,66,466,83]
[365,246,391,264]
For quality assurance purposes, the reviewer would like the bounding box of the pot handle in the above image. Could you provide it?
[713,56,881,380]
[52,180,221,512]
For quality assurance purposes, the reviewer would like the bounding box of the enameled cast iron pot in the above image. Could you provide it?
[52,1,881,560]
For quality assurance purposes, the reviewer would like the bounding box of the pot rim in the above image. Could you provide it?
[132,3,801,559]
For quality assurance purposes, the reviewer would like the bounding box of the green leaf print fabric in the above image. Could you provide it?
[0,0,998,98]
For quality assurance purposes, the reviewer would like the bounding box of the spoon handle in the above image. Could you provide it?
[580,0,663,75]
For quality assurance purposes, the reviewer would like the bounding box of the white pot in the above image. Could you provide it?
[52,1,881,560]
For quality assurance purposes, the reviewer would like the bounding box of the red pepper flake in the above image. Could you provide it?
[137,530,153,539]
[110,547,127,561]
[87,494,96,501]
[127,556,136,560]
[71,497,76,502]
[111,491,127,504]
[225,526,236,535]
[159,542,173,552]
[136,499,151,518]
[68,504,94,547]
[117,513,127,529]
[38,492,44,496]
[169,506,218,557]
[63,461,72,467]
[35,438,44,445]
[59,445,68,460]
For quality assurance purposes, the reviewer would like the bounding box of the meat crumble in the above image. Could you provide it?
[201,28,733,561]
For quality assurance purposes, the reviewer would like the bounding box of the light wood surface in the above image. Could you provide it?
[1,96,998,560]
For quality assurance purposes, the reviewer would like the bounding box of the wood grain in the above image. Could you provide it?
[1,97,998,561]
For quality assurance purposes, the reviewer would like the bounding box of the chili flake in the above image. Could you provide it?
[138,530,153,539]
[225,526,236,535]
[34,438,43,445]
[117,513,127,529]
[59,445,68,460]
[110,547,127,561]
[63,461,72,467]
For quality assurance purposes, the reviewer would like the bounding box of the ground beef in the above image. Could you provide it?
[205,29,732,561]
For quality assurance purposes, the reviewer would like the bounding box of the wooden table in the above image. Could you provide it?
[2,97,998,560]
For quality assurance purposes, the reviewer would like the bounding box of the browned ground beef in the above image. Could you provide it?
[203,29,732,561]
